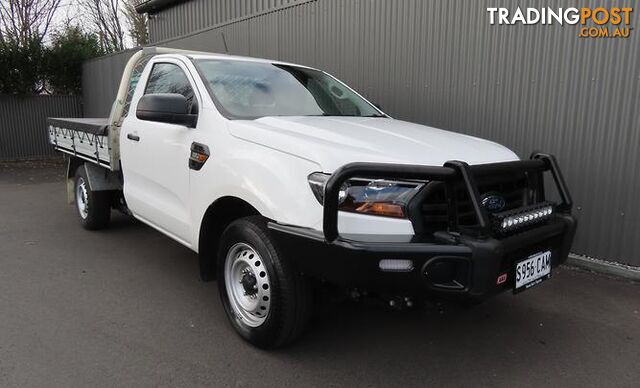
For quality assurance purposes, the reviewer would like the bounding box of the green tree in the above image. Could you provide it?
[0,37,47,94]
[45,26,103,94]
[0,0,61,94]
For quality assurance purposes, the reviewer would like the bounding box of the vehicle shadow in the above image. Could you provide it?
[266,280,595,386]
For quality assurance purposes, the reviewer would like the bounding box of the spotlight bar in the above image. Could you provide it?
[493,202,555,232]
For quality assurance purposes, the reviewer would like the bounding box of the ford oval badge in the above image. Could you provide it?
[481,193,506,213]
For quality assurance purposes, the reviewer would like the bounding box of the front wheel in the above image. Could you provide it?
[74,166,111,230]
[217,216,312,348]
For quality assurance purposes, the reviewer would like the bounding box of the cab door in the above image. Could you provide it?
[120,59,201,247]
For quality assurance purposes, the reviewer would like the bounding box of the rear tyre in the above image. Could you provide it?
[74,166,111,230]
[217,216,312,348]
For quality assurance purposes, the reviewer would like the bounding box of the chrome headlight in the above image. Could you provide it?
[308,172,424,218]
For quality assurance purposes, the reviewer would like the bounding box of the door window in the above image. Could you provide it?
[145,63,196,112]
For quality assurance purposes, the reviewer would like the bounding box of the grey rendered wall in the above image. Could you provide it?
[0,95,82,160]
[82,0,640,266]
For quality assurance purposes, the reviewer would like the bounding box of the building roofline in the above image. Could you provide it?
[135,0,183,14]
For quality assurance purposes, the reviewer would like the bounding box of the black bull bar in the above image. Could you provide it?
[321,153,573,243]
[266,153,576,297]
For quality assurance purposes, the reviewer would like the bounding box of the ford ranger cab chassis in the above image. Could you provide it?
[48,47,576,348]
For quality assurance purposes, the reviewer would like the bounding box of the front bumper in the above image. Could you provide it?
[268,154,578,300]
[269,214,576,299]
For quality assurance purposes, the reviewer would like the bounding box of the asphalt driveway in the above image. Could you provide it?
[1,160,639,387]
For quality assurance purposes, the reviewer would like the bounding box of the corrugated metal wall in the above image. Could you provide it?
[0,95,83,161]
[148,0,312,43]
[82,49,136,118]
[82,0,640,265]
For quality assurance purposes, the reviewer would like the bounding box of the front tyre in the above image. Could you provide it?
[74,166,111,230]
[218,216,312,348]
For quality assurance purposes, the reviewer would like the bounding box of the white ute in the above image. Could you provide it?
[48,47,577,348]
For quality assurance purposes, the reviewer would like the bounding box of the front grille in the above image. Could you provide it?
[417,173,532,236]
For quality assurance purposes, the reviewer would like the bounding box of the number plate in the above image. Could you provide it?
[514,250,552,293]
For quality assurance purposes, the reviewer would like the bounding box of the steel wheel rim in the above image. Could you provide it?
[76,177,89,219]
[224,242,271,328]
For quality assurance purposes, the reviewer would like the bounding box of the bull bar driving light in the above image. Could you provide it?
[379,259,414,272]
[495,202,554,232]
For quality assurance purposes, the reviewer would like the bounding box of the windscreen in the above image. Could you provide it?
[195,59,382,119]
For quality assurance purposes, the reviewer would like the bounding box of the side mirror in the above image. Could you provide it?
[136,93,197,127]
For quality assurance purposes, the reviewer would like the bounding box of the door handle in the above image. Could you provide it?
[127,133,140,141]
